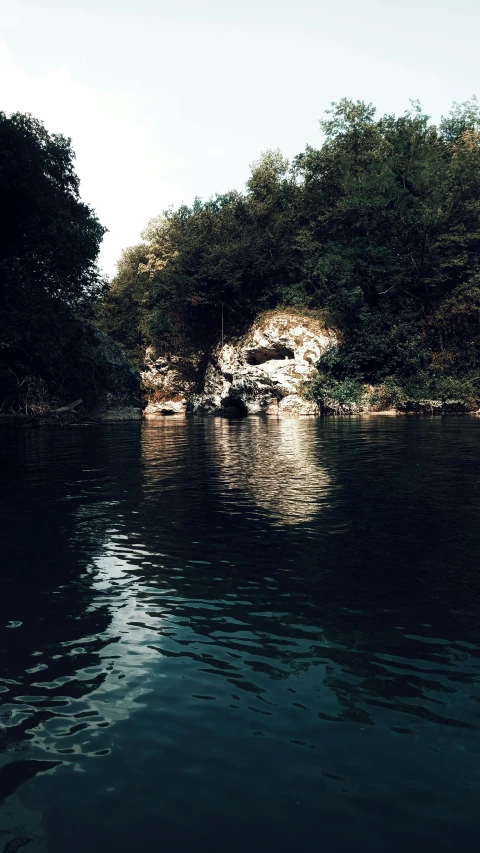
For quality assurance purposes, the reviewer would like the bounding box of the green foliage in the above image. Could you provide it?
[0,111,105,301]
[99,97,480,400]
[0,111,108,411]
[368,379,406,410]
[398,371,480,409]
[304,373,365,412]
[95,244,150,365]
[98,151,304,352]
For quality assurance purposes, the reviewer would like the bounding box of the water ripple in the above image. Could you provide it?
[1,418,480,851]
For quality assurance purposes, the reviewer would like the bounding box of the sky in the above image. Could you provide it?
[1,0,479,276]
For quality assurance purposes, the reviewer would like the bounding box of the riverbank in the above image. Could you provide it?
[3,407,479,429]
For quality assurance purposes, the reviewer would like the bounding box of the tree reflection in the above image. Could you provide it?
[0,428,141,770]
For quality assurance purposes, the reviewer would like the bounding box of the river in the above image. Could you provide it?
[1,416,479,852]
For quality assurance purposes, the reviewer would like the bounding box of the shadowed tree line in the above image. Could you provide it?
[98,98,480,406]
[0,111,110,413]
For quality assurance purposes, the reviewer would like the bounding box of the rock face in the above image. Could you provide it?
[142,349,201,414]
[143,311,337,416]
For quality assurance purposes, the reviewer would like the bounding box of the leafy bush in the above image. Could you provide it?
[367,379,406,410]
[399,372,480,409]
[304,374,366,412]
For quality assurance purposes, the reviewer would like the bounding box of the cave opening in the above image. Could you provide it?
[220,396,248,417]
[245,346,295,366]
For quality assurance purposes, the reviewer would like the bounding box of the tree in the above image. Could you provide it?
[0,111,105,302]
[0,111,107,410]
[96,244,150,364]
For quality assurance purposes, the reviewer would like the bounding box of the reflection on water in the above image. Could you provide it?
[210,418,331,524]
[140,416,331,524]
[0,418,480,853]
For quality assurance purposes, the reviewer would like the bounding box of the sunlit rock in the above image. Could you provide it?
[142,348,199,414]
[141,311,337,416]
[193,311,337,415]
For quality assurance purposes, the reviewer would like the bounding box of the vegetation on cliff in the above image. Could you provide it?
[99,98,480,408]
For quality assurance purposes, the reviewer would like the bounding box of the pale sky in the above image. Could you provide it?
[1,0,478,276]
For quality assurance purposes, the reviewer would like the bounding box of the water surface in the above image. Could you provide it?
[1,417,479,852]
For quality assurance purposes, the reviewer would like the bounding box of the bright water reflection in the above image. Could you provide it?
[209,417,332,523]
[0,417,480,852]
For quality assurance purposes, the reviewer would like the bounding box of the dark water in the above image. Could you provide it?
[1,417,480,852]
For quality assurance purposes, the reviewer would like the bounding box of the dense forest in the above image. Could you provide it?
[99,98,480,409]
[0,111,139,416]
[2,98,480,414]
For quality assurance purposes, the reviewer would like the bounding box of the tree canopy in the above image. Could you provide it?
[100,97,480,404]
[0,111,105,301]
[0,111,106,410]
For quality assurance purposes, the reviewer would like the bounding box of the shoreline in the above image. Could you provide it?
[143,408,480,420]
[2,409,479,429]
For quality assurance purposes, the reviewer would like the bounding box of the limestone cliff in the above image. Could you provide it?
[142,311,338,416]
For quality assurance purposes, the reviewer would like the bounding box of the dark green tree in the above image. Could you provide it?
[0,111,107,410]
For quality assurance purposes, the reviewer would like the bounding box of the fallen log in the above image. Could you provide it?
[0,400,83,426]
[51,399,83,414]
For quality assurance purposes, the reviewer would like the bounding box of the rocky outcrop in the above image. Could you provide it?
[142,311,338,416]
[194,312,337,415]
[140,314,480,418]
[142,350,201,414]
